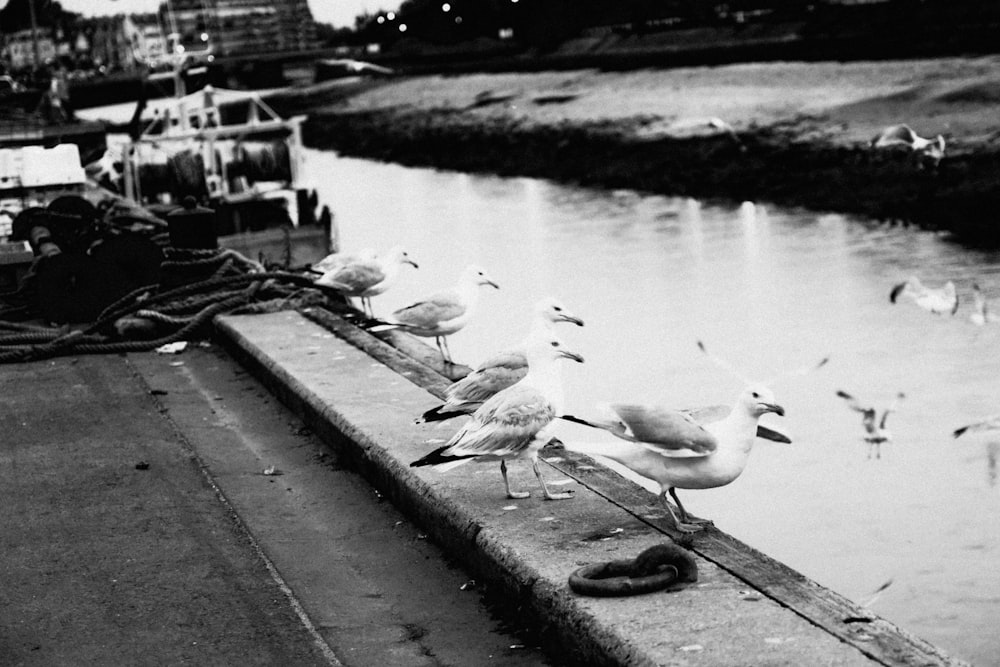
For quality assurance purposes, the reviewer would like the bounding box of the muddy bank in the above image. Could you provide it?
[268,60,1000,245]
[298,107,1000,244]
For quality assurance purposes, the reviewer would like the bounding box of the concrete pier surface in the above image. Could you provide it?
[0,309,968,666]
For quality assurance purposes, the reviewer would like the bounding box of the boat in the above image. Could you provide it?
[109,71,333,268]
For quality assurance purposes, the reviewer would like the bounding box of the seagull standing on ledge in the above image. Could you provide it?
[560,385,786,533]
[890,276,958,315]
[374,264,499,365]
[836,390,905,459]
[410,329,584,500]
[417,297,584,423]
[870,124,946,165]
[314,246,418,317]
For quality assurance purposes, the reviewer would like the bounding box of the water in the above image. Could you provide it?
[306,149,1000,666]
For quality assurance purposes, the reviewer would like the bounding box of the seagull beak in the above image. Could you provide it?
[559,351,584,364]
[406,258,419,268]
[763,402,785,417]
[559,314,585,327]
[487,279,500,290]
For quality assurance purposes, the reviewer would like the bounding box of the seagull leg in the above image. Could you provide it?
[441,336,455,365]
[501,460,529,499]
[531,456,573,500]
[666,488,711,531]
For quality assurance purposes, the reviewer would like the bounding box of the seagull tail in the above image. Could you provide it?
[953,425,969,439]
[410,446,476,470]
[889,282,907,303]
[415,404,463,424]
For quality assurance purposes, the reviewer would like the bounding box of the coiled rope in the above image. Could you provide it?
[0,246,344,364]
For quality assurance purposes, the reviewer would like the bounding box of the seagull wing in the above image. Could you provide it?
[683,404,791,443]
[953,414,1000,438]
[448,351,527,403]
[393,290,465,328]
[836,390,870,414]
[317,261,385,292]
[443,384,555,458]
[609,403,717,455]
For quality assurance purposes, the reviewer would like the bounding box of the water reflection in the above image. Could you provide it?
[308,150,1000,665]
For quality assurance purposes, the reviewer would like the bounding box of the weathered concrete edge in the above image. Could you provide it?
[212,315,646,667]
[214,311,965,667]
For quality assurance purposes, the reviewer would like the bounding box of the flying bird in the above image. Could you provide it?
[560,384,786,533]
[870,124,946,165]
[836,390,905,459]
[410,328,584,500]
[889,276,958,315]
[416,296,584,424]
[970,283,1000,326]
[372,264,499,365]
[314,246,418,317]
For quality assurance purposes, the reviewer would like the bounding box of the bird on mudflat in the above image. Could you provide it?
[372,264,499,365]
[416,296,584,424]
[970,283,1000,326]
[836,390,905,459]
[890,276,958,315]
[870,124,946,165]
[410,328,584,500]
[314,246,418,317]
[560,384,786,533]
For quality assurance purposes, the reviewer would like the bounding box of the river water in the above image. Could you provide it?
[307,148,1000,665]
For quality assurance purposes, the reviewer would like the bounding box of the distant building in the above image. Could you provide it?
[162,0,317,58]
[2,29,58,72]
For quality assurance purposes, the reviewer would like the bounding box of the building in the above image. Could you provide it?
[2,29,57,72]
[163,0,317,58]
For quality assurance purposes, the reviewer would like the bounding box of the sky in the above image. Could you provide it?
[15,0,397,29]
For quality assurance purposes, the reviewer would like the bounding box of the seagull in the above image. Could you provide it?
[870,124,946,165]
[374,264,499,365]
[416,297,584,423]
[314,246,418,317]
[970,283,1000,326]
[560,385,786,533]
[953,414,1000,439]
[836,390,905,459]
[410,328,584,500]
[889,276,958,315]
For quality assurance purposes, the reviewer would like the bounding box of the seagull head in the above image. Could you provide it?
[739,384,785,418]
[534,296,584,327]
[525,329,584,366]
[464,264,500,290]
[386,246,419,269]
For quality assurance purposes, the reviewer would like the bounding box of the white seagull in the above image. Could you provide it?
[890,276,958,315]
[377,264,499,365]
[970,283,1000,326]
[836,390,905,459]
[416,296,584,423]
[953,415,1000,439]
[410,328,584,500]
[870,124,946,165]
[314,246,418,317]
[560,384,786,533]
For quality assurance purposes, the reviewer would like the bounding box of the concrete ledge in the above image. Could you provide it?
[215,309,964,667]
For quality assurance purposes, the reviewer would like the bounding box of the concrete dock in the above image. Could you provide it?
[0,308,968,666]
